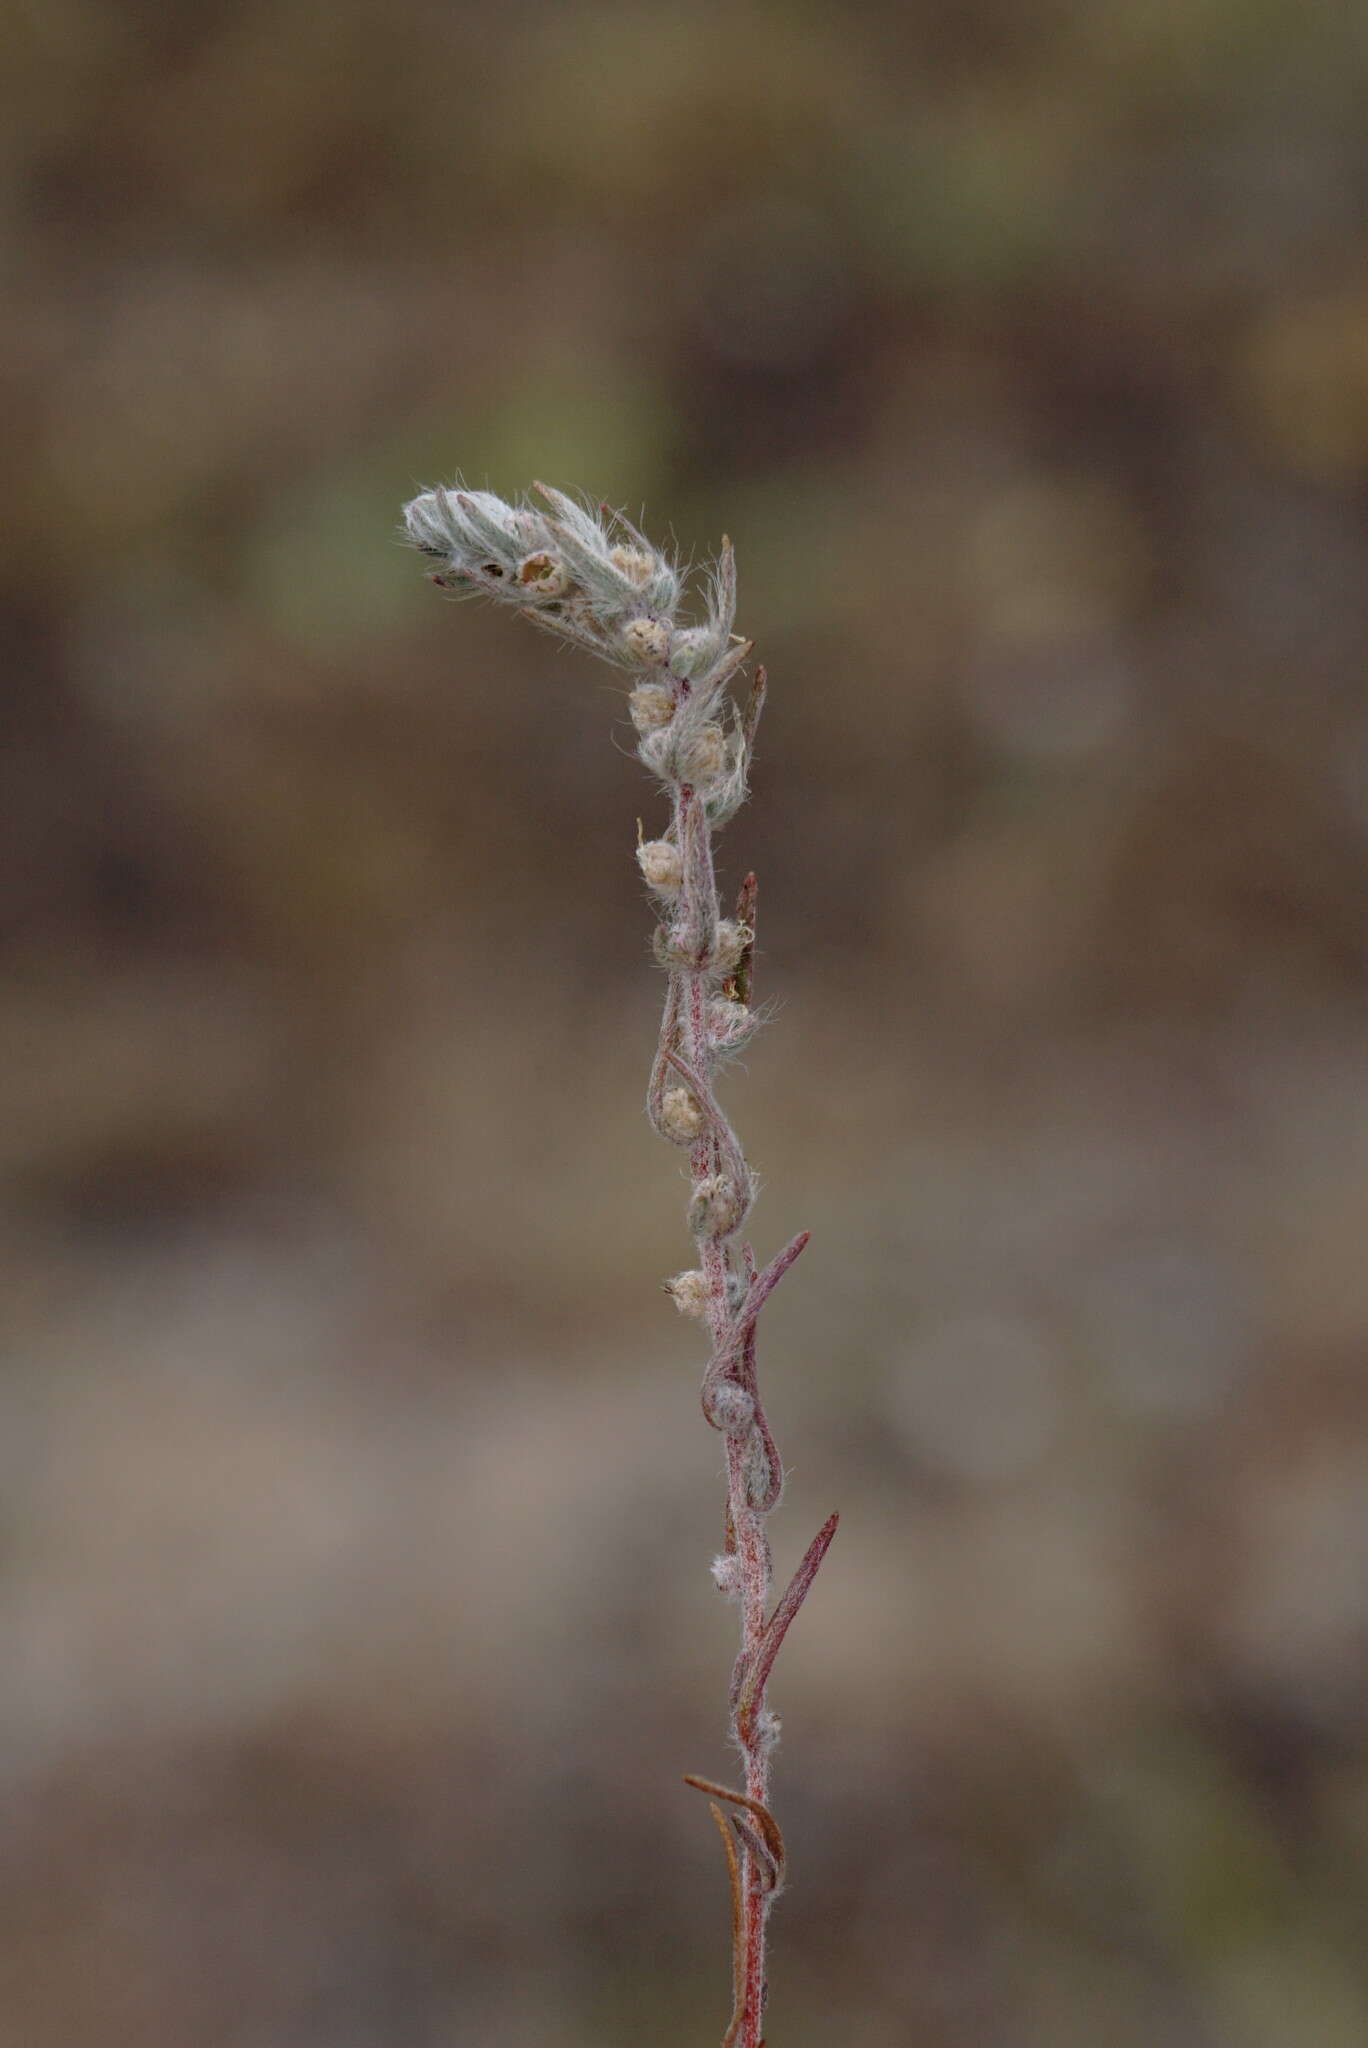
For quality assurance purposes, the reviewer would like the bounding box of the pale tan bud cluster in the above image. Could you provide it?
[659,1086,704,1144]
[638,728,679,780]
[637,838,683,892]
[517,550,571,598]
[622,617,672,666]
[610,545,655,585]
[653,921,750,974]
[688,1173,746,1240]
[710,996,755,1050]
[652,923,689,969]
[664,1269,711,1318]
[711,920,751,974]
[629,683,676,734]
[680,722,726,784]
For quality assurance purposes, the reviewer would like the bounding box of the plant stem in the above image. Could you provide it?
[667,766,777,2044]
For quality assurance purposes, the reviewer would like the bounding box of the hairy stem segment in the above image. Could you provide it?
[400,483,836,2046]
[659,690,836,2047]
[666,771,779,2045]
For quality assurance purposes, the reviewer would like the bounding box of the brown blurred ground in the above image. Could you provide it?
[5,1,1368,2042]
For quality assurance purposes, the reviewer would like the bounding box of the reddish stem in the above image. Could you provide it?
[663,660,832,2048]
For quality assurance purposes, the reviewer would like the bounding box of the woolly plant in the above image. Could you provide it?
[401,480,837,2048]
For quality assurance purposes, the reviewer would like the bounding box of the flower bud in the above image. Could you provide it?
[669,625,719,678]
[664,1269,710,1319]
[710,997,756,1051]
[517,550,571,598]
[629,683,675,734]
[711,1552,743,1598]
[711,920,751,974]
[638,728,677,780]
[610,545,655,586]
[405,491,456,559]
[704,1380,755,1434]
[659,1086,703,1144]
[653,924,684,969]
[653,921,713,970]
[680,723,726,785]
[688,1173,746,1240]
[622,617,672,667]
[637,838,682,892]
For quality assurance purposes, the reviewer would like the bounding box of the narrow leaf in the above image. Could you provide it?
[683,1775,786,1885]
[736,1513,839,1732]
[724,872,758,1006]
[663,1047,750,1204]
[731,1813,783,1895]
[741,664,768,759]
[705,1801,745,2048]
[745,1230,810,1319]
[697,1229,808,1419]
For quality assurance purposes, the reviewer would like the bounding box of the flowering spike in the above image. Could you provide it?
[401,480,835,2048]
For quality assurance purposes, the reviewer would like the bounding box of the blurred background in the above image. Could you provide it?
[5,0,1368,2041]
